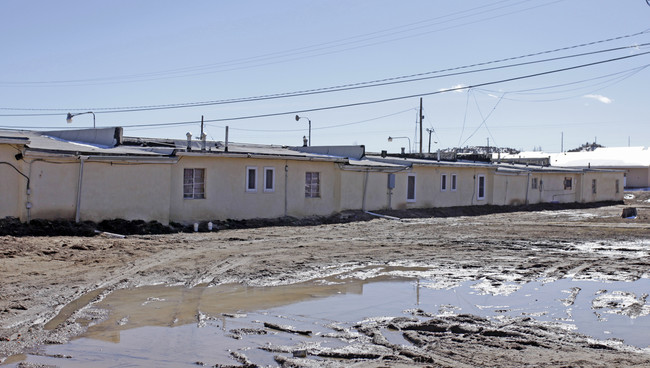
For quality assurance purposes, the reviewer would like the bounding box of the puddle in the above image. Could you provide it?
[10,268,650,367]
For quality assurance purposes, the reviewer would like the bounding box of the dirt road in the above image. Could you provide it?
[1,195,649,367]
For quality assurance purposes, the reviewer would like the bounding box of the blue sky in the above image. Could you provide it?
[1,0,649,153]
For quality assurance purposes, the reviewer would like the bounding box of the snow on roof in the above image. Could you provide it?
[499,147,650,168]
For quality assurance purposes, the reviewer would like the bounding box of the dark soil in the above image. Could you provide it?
[0,200,625,237]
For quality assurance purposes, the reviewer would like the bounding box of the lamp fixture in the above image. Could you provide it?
[66,111,96,128]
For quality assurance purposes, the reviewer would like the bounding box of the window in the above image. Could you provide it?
[477,175,486,200]
[264,167,275,192]
[183,168,205,199]
[592,179,597,194]
[451,174,457,191]
[305,172,320,198]
[616,179,620,193]
[246,166,257,192]
[564,177,573,190]
[441,174,447,191]
[407,174,416,202]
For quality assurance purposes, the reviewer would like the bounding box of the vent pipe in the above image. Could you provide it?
[225,126,229,152]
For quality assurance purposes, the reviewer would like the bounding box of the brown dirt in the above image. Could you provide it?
[1,195,649,367]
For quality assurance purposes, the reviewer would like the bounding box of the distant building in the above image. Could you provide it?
[497,147,650,188]
[0,127,624,224]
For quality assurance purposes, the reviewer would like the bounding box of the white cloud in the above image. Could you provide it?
[439,84,467,93]
[583,94,613,104]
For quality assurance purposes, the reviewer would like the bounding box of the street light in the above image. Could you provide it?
[295,115,311,146]
[388,136,411,153]
[66,111,96,129]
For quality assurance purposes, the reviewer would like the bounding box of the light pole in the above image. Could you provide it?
[66,111,96,129]
[388,136,411,153]
[295,115,311,146]
[425,128,437,154]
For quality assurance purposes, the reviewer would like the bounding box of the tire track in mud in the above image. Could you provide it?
[2,204,649,365]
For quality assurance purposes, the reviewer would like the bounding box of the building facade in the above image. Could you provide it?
[0,128,625,225]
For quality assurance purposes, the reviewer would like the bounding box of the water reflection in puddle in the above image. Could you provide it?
[16,271,650,367]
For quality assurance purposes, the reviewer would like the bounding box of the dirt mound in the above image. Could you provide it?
[376,201,622,219]
[0,200,627,237]
[0,217,96,237]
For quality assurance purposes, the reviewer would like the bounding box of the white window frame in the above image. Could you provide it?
[477,174,486,200]
[531,177,538,189]
[451,174,457,192]
[246,166,257,193]
[183,168,205,199]
[305,172,320,198]
[263,167,275,193]
[441,174,447,192]
[407,174,416,202]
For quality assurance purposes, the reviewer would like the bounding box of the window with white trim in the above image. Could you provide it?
[407,174,416,202]
[451,174,457,191]
[531,177,538,189]
[183,168,205,199]
[477,174,486,200]
[264,167,275,192]
[441,174,447,191]
[246,166,257,192]
[305,172,320,198]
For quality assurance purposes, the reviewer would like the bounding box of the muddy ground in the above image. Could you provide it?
[1,192,650,367]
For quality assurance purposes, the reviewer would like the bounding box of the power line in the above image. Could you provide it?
[2,37,649,116]
[460,92,504,147]
[92,50,650,128]
[2,49,648,131]
[0,0,557,87]
[475,64,649,102]
[205,108,416,133]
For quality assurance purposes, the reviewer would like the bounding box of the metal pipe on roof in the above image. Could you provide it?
[225,126,229,152]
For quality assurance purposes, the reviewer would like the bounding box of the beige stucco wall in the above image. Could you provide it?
[169,155,342,223]
[534,173,578,203]
[581,171,625,202]
[4,149,629,225]
[0,145,26,219]
[79,160,172,223]
[339,170,398,211]
[624,168,650,188]
[492,173,529,206]
[27,158,79,220]
[386,165,492,210]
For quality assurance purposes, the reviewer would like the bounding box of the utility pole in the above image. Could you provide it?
[419,98,424,154]
[426,128,434,154]
[200,115,206,152]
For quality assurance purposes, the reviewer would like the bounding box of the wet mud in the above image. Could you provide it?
[1,195,649,367]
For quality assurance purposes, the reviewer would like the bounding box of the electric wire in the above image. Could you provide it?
[2,38,649,116]
[460,92,505,147]
[0,0,556,87]
[474,64,649,102]
[458,90,472,147]
[1,50,649,131]
[206,108,416,133]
